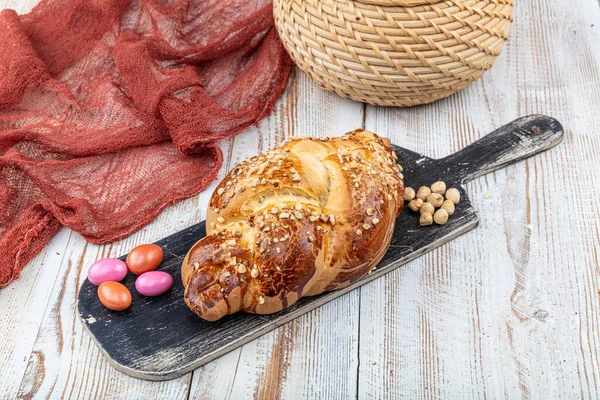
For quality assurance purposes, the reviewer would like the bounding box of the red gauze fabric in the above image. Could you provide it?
[0,0,292,287]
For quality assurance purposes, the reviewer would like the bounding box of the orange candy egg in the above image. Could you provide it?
[98,281,132,311]
[126,244,164,275]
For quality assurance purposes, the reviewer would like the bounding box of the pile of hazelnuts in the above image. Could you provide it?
[403,181,460,226]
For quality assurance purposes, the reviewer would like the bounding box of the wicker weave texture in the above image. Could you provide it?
[274,0,514,107]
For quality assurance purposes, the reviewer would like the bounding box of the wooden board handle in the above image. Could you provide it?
[438,115,564,184]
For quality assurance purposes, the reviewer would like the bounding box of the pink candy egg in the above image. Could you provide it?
[88,258,128,286]
[135,271,173,297]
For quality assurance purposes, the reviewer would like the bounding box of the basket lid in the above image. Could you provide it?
[356,0,442,5]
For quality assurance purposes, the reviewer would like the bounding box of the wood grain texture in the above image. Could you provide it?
[359,0,600,398]
[1,0,600,399]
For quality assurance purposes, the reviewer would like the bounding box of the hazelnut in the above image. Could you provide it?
[420,202,435,215]
[403,187,416,201]
[408,198,424,212]
[441,200,455,216]
[420,212,433,226]
[416,186,431,201]
[430,181,446,194]
[445,188,461,205]
[434,209,449,225]
[426,193,444,208]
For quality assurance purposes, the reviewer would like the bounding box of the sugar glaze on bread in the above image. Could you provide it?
[182,130,405,321]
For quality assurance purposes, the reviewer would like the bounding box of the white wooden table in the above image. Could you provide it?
[2,0,600,398]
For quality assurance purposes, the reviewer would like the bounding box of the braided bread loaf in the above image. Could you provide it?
[182,130,404,321]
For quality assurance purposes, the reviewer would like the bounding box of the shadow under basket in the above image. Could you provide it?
[273,0,514,107]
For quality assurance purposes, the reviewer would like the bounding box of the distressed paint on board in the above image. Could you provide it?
[77,116,563,380]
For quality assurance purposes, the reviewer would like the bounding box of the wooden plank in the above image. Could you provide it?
[1,0,36,10]
[0,228,72,397]
[188,70,365,399]
[0,1,69,398]
[359,0,600,397]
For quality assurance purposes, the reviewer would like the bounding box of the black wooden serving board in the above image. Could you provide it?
[78,115,564,381]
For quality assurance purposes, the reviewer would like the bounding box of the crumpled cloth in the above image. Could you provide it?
[0,0,292,287]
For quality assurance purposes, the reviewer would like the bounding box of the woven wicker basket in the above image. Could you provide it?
[273,0,513,107]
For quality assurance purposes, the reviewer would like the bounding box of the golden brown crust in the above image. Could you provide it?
[183,130,404,321]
